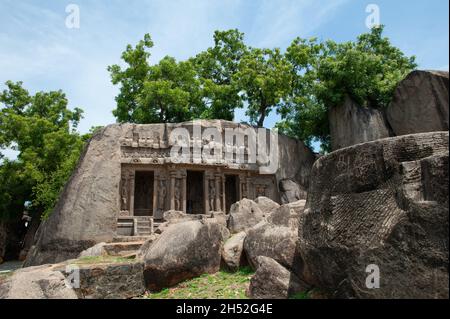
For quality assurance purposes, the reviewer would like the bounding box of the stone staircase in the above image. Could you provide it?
[134,216,153,236]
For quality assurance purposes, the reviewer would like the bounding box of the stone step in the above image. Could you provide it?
[112,235,154,243]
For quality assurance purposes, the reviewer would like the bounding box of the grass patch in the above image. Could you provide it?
[144,267,255,299]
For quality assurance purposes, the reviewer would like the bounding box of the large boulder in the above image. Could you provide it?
[228,199,264,234]
[387,70,449,136]
[296,131,449,299]
[329,96,392,151]
[254,197,280,216]
[0,264,78,299]
[221,231,247,271]
[248,256,308,299]
[143,220,227,291]
[244,201,306,273]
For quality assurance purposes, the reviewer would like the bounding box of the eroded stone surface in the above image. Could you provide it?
[254,197,280,216]
[387,70,449,136]
[228,199,264,234]
[296,131,449,299]
[248,256,308,299]
[329,96,392,151]
[222,231,247,272]
[244,200,306,273]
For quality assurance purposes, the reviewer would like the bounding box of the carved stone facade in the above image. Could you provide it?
[119,163,277,218]
[117,121,284,221]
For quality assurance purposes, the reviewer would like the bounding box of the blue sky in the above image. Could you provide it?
[0,0,448,151]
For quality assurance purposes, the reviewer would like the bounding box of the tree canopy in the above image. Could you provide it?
[109,26,416,152]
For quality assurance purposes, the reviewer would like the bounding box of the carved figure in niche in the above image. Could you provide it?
[157,180,167,211]
[256,185,266,197]
[209,180,216,211]
[174,179,181,211]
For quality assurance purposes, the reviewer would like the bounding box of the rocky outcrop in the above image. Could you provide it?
[244,200,306,273]
[142,220,228,291]
[248,256,308,299]
[329,96,392,151]
[296,131,449,299]
[387,70,449,136]
[221,231,247,271]
[228,199,264,234]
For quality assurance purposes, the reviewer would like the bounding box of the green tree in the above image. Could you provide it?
[278,26,417,152]
[137,56,204,123]
[109,34,207,124]
[108,34,154,123]
[0,81,88,220]
[191,29,248,120]
[236,47,292,127]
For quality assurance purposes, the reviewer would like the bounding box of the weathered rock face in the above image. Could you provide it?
[296,131,449,299]
[244,200,306,273]
[0,264,78,299]
[279,179,307,204]
[143,220,227,291]
[387,70,449,136]
[248,256,308,299]
[25,120,316,266]
[329,96,392,151]
[254,197,280,216]
[228,199,264,234]
[221,231,247,271]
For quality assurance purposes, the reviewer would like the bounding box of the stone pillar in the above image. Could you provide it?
[129,169,135,215]
[204,172,210,214]
[182,172,187,213]
[215,174,221,212]
[152,174,158,217]
[170,171,176,211]
[222,174,226,212]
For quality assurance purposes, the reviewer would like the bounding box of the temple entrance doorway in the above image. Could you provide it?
[186,170,204,214]
[134,171,154,216]
[225,175,239,214]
